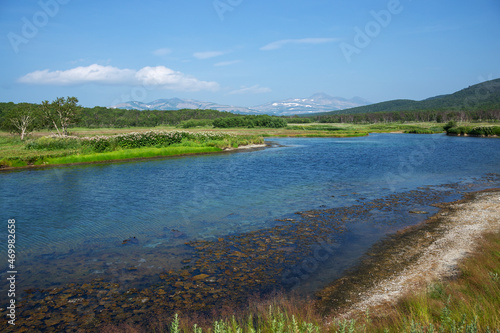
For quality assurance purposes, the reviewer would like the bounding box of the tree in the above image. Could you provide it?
[2,104,39,140]
[42,97,81,136]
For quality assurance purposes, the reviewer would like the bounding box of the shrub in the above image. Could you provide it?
[25,136,81,151]
[177,119,213,128]
[80,135,112,152]
[443,120,457,132]
[447,126,473,135]
[468,126,500,136]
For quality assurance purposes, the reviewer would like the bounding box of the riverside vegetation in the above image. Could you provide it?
[1,120,499,169]
[0,130,263,168]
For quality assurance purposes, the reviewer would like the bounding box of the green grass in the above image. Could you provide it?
[43,146,222,165]
[0,130,263,169]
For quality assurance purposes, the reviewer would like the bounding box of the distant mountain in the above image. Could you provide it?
[111,98,256,114]
[252,93,370,115]
[110,93,370,115]
[311,78,500,116]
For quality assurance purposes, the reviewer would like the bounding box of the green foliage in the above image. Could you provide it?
[404,128,443,134]
[314,109,500,124]
[312,78,500,116]
[213,115,287,128]
[445,125,500,136]
[25,136,81,151]
[80,136,113,152]
[443,120,457,131]
[1,103,41,140]
[468,126,500,136]
[285,117,312,124]
[76,108,238,128]
[44,146,222,165]
[178,119,214,128]
[41,97,81,135]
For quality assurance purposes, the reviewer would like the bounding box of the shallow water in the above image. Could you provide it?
[0,134,499,303]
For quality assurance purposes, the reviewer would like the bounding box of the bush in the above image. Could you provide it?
[112,131,186,149]
[177,119,213,128]
[447,126,473,135]
[443,120,457,131]
[80,136,112,152]
[468,126,500,136]
[25,136,81,151]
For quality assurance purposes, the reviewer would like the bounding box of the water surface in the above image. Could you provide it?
[1,134,499,300]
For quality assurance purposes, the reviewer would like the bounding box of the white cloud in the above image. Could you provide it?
[136,66,219,91]
[152,48,172,56]
[193,51,225,59]
[260,37,338,51]
[18,64,136,85]
[214,60,241,67]
[18,64,219,91]
[229,85,271,95]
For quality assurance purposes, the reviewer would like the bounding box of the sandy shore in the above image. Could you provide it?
[318,189,500,318]
[223,143,267,151]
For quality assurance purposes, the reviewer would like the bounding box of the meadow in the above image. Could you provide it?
[2,121,498,169]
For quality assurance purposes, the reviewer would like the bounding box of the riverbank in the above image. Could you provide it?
[0,143,268,172]
[0,131,265,171]
[4,121,499,171]
[317,188,500,330]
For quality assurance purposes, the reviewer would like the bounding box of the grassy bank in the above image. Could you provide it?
[42,146,223,165]
[0,130,263,169]
[1,121,496,169]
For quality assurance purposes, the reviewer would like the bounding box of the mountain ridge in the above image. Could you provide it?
[311,78,500,116]
[110,93,371,115]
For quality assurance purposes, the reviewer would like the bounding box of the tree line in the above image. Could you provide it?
[0,99,243,139]
[212,115,287,128]
[0,97,80,140]
[309,109,500,124]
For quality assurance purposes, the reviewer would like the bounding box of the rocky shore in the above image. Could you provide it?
[317,188,500,319]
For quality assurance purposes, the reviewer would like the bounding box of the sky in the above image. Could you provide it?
[0,0,499,108]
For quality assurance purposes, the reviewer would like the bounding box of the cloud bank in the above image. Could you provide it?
[18,64,219,91]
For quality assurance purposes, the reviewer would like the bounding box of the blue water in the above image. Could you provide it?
[0,134,499,296]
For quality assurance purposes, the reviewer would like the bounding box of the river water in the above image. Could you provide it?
[0,134,499,309]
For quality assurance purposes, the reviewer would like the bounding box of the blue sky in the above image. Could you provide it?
[1,0,499,108]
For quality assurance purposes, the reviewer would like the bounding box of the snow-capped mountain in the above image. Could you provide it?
[110,93,370,115]
[252,93,370,115]
[111,98,256,114]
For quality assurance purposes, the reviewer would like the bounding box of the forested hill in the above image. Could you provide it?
[311,78,500,116]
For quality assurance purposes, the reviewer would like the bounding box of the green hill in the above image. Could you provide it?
[312,78,500,116]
